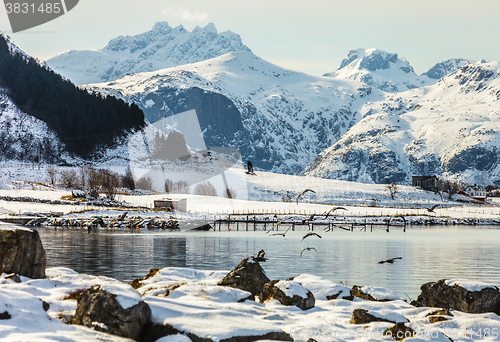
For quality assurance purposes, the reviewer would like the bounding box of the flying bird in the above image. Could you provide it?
[300,247,318,257]
[301,214,317,224]
[271,225,292,237]
[296,189,316,204]
[254,249,268,262]
[426,204,439,213]
[117,212,128,221]
[266,216,292,234]
[378,257,402,264]
[302,232,322,241]
[324,207,347,219]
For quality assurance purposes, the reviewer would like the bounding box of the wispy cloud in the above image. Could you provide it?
[162,6,208,22]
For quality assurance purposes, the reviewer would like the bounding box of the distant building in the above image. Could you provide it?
[412,176,438,192]
[463,185,487,201]
[154,198,187,212]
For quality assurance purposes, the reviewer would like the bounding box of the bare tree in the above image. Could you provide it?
[193,181,217,196]
[100,169,119,199]
[439,178,465,200]
[386,181,398,200]
[165,178,173,193]
[46,166,57,185]
[136,177,153,191]
[173,180,190,194]
[121,166,135,190]
[60,169,78,188]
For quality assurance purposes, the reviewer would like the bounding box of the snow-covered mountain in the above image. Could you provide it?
[46,22,251,85]
[422,58,477,79]
[324,48,435,92]
[304,61,500,185]
[85,51,378,174]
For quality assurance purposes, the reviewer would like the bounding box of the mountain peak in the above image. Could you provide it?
[324,48,430,92]
[47,22,251,85]
[423,58,476,80]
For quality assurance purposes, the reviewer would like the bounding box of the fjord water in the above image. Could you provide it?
[36,225,500,299]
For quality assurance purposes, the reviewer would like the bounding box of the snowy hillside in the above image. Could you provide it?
[85,51,379,174]
[46,22,251,85]
[422,58,476,80]
[324,48,435,92]
[305,61,500,185]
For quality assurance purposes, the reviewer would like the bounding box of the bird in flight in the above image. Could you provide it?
[266,216,292,234]
[426,204,439,213]
[300,247,318,257]
[302,232,322,241]
[378,257,402,264]
[296,189,316,204]
[301,214,317,224]
[271,225,292,237]
[324,207,347,219]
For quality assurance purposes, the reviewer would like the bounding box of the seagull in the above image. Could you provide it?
[296,189,316,204]
[389,215,406,224]
[254,249,268,262]
[271,225,292,237]
[266,216,292,234]
[302,232,322,241]
[324,207,347,219]
[426,204,439,213]
[301,214,317,224]
[378,257,402,264]
[300,247,318,257]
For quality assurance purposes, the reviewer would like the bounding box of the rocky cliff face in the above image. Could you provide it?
[305,61,500,185]
[46,22,251,85]
[422,58,476,80]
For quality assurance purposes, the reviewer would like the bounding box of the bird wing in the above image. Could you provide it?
[266,216,291,234]
[283,226,292,234]
[431,204,439,211]
[300,247,318,257]
[314,233,322,238]
[301,232,312,241]
[325,206,347,218]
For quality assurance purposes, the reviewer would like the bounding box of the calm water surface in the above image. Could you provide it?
[32,225,500,300]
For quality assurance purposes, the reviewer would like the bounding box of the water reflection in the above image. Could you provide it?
[35,225,500,299]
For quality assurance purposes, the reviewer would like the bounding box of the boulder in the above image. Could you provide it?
[217,257,270,296]
[71,285,151,341]
[260,280,315,310]
[0,228,46,279]
[411,279,500,314]
[350,308,396,324]
[383,322,415,341]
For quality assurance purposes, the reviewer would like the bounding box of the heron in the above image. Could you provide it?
[266,216,292,234]
[426,204,439,213]
[271,225,292,237]
[296,189,315,205]
[302,232,322,241]
[254,249,268,262]
[378,257,402,264]
[324,207,347,219]
[300,247,318,257]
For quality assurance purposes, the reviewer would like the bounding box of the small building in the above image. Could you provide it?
[464,185,487,201]
[412,176,438,192]
[154,198,187,212]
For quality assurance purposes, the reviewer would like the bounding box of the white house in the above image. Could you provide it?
[464,185,487,201]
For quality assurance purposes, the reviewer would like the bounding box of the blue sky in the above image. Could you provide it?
[1,0,499,75]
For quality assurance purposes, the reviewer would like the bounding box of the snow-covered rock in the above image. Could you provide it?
[324,48,434,92]
[46,22,251,85]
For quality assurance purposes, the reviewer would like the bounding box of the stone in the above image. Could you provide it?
[260,280,315,310]
[217,257,270,297]
[383,322,415,341]
[0,228,46,279]
[71,285,151,341]
[411,279,500,314]
[350,308,395,324]
[350,285,394,302]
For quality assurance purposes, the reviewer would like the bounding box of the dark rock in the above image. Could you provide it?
[428,316,448,324]
[42,300,50,311]
[0,311,11,319]
[411,279,500,314]
[219,331,293,342]
[71,285,151,341]
[130,268,159,289]
[3,273,21,283]
[425,308,453,317]
[383,322,415,341]
[350,308,396,324]
[217,257,270,297]
[260,280,315,310]
[0,229,46,279]
[139,322,213,342]
[351,285,393,302]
